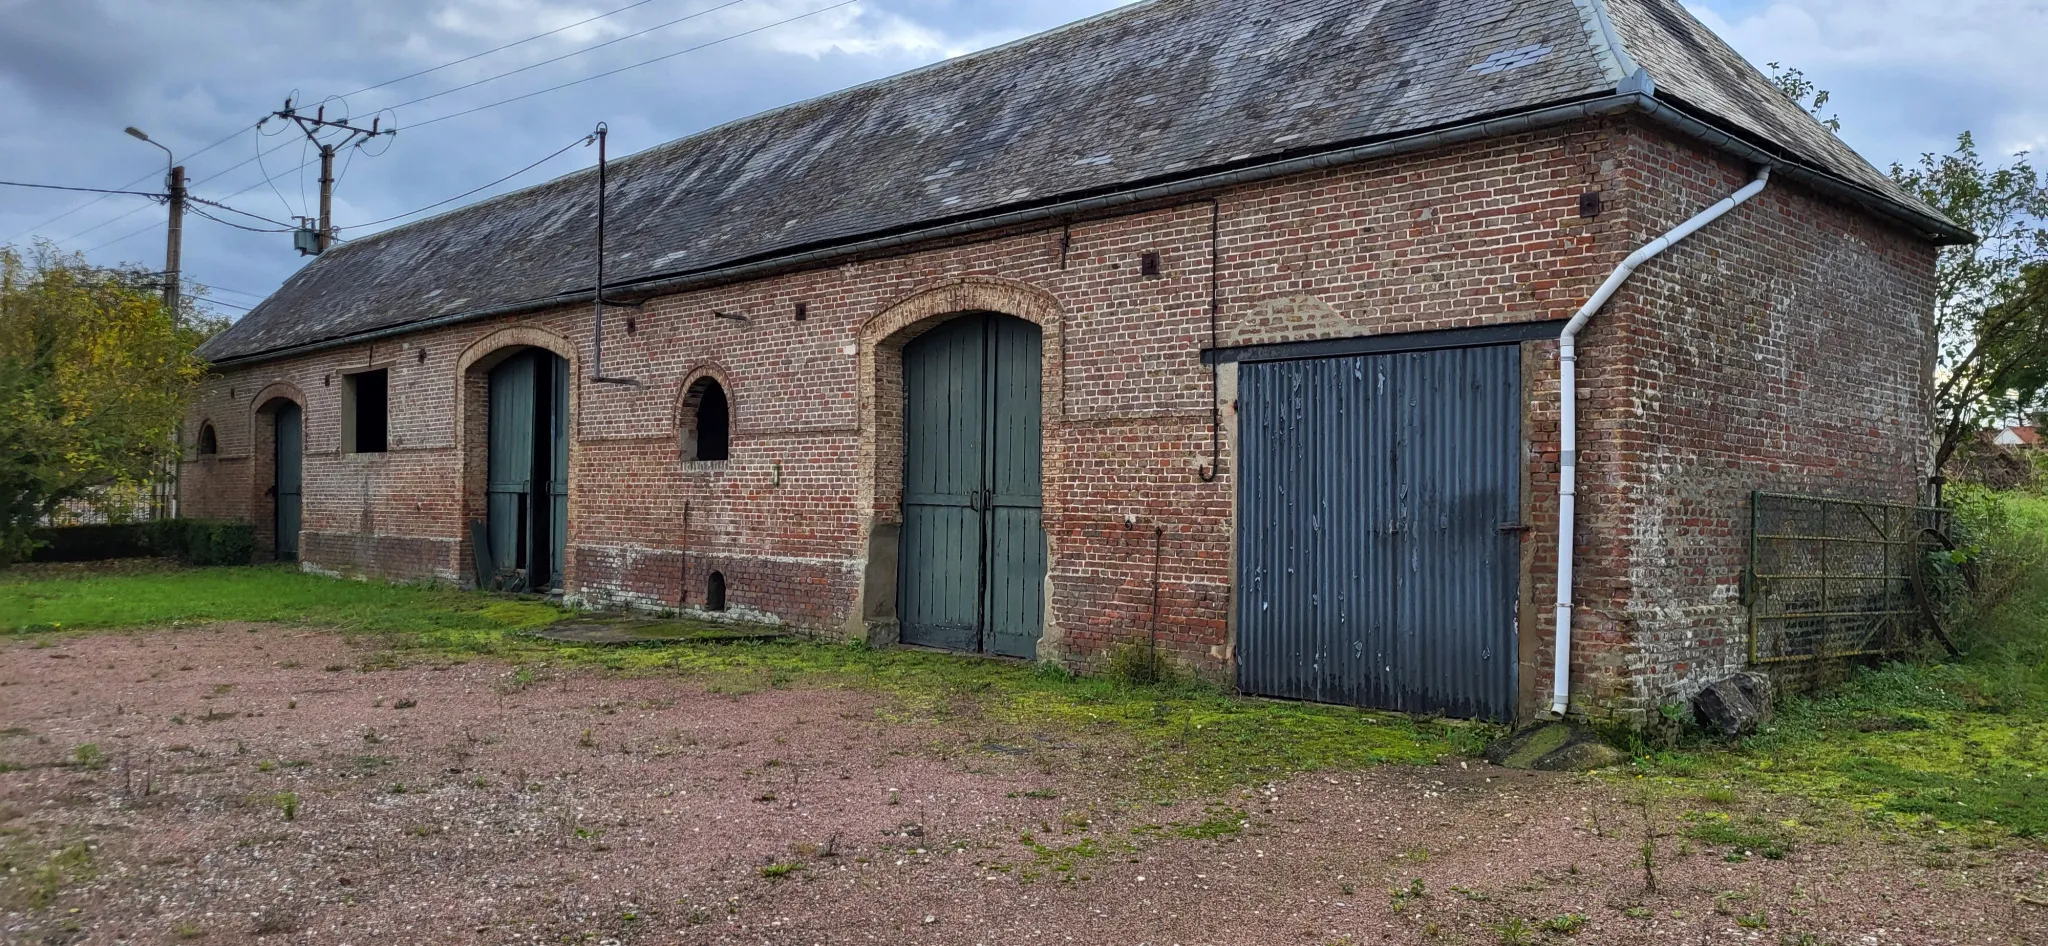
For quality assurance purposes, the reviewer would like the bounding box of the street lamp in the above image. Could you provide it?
[124,126,172,187]
[124,126,182,313]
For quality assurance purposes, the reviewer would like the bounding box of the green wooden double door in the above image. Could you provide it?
[899,314,1047,659]
[485,349,569,592]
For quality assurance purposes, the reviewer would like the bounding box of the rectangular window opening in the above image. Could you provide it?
[344,368,390,454]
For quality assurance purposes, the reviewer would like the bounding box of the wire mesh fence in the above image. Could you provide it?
[1746,491,1947,664]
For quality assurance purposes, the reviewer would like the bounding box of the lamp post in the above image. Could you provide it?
[124,127,184,315]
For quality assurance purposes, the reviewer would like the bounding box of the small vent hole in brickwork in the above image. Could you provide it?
[1140,251,1162,278]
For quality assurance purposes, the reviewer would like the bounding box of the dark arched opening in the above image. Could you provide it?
[683,377,730,462]
[705,571,728,612]
[196,423,218,456]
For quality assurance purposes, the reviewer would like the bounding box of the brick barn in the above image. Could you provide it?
[183,0,1967,723]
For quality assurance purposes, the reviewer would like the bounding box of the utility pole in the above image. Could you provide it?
[124,126,181,312]
[266,97,395,255]
[165,165,186,314]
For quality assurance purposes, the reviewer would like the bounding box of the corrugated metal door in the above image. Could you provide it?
[273,402,302,562]
[899,314,1046,657]
[1237,344,1521,722]
[487,353,536,586]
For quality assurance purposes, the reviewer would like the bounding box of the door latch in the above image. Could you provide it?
[1497,521,1531,534]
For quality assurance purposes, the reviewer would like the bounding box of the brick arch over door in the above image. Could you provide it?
[455,325,581,589]
[247,382,307,560]
[673,363,738,465]
[849,276,1066,658]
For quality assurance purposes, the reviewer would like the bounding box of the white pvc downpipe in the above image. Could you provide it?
[1551,166,1772,716]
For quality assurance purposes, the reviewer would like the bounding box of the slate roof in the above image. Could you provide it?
[202,0,1963,364]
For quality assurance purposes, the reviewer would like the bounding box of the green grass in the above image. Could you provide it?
[1633,491,2048,840]
[1,564,566,635]
[0,563,1486,795]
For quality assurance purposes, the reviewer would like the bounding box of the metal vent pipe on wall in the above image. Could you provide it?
[1552,166,1771,716]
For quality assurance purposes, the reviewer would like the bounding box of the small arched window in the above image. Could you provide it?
[705,571,728,612]
[197,423,219,456]
[682,376,731,462]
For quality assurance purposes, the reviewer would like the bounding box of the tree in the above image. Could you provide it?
[1889,135,2048,473]
[1767,62,1841,133]
[0,245,212,563]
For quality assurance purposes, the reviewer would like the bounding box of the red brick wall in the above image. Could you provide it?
[182,116,1936,720]
[1544,123,1939,717]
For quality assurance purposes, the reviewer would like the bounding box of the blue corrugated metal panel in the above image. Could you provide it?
[1237,344,1521,721]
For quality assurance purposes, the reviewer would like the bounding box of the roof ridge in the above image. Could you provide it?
[1570,0,1641,88]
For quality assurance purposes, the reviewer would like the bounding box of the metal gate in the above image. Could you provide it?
[1747,491,1948,664]
[1236,344,1523,721]
[273,402,302,562]
[898,313,1047,659]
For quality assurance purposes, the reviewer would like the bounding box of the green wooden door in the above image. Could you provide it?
[898,314,1046,657]
[547,354,570,591]
[984,316,1046,659]
[273,402,302,562]
[487,353,537,589]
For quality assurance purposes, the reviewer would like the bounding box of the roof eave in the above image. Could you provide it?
[204,89,1970,370]
[1628,93,1975,246]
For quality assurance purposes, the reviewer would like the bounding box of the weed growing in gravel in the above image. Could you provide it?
[273,792,299,822]
[0,840,92,910]
[757,862,802,879]
[1540,913,1587,933]
[1388,878,1427,912]
[1493,917,1536,946]
[1685,812,1792,860]
[71,743,105,769]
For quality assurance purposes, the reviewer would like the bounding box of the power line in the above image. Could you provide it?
[194,295,255,311]
[0,180,164,198]
[201,284,270,300]
[344,134,594,232]
[84,219,163,255]
[8,0,735,246]
[407,0,860,131]
[32,0,858,260]
[340,0,674,98]
[56,202,154,246]
[379,0,754,114]
[0,122,258,246]
[177,0,806,215]
[187,195,295,229]
[189,205,293,234]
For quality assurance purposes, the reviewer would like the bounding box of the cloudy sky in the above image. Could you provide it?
[0,0,2040,318]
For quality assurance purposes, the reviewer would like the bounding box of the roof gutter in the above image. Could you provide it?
[206,90,1968,370]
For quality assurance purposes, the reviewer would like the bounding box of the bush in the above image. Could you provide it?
[26,523,154,562]
[147,519,255,567]
[23,518,252,567]
[1945,485,2048,625]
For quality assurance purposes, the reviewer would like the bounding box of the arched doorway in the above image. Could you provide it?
[480,347,570,592]
[897,313,1047,658]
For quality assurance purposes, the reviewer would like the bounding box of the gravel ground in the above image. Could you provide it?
[2,626,2043,946]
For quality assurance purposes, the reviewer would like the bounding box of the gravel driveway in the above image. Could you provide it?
[2,626,2042,945]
